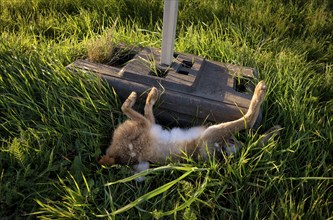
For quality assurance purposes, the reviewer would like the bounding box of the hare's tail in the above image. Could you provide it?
[258,125,283,147]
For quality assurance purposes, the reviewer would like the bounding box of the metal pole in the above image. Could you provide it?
[160,0,178,66]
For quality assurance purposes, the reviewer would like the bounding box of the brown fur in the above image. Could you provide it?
[99,81,281,167]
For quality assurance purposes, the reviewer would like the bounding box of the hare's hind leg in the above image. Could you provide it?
[121,92,147,122]
[144,87,158,124]
[202,81,267,143]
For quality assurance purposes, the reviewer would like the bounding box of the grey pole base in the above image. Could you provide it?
[67,46,261,127]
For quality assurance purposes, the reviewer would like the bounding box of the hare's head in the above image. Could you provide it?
[99,139,140,166]
[99,120,151,166]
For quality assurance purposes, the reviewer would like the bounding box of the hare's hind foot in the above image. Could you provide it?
[246,80,266,127]
[251,80,266,107]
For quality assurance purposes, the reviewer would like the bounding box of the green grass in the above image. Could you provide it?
[1,0,333,219]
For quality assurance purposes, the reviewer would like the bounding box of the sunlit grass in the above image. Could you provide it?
[1,0,332,219]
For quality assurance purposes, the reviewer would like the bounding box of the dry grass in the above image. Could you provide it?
[87,19,118,64]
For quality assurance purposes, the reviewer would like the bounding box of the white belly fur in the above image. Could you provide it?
[149,124,205,158]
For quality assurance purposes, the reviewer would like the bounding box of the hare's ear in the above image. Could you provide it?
[99,155,116,166]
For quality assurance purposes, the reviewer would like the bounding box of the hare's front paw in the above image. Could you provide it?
[123,92,137,109]
[146,87,158,105]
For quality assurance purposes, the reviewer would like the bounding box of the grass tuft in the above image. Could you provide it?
[87,19,117,64]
